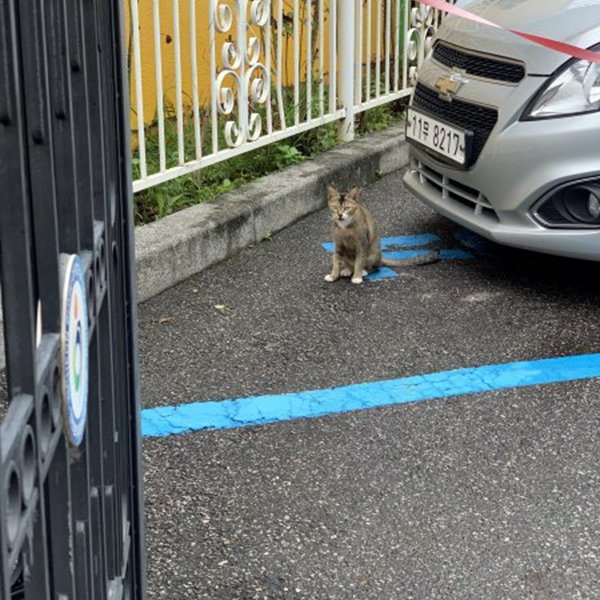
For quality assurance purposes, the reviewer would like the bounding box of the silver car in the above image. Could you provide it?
[403,0,600,260]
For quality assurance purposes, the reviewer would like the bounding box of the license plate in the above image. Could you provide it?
[406,108,468,166]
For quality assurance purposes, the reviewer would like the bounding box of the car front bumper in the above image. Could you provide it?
[403,57,600,261]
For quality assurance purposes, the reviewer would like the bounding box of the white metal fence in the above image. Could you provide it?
[128,0,454,193]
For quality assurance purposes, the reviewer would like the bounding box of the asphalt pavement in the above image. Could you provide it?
[139,169,600,599]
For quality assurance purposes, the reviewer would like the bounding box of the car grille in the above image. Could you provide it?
[411,83,498,167]
[433,42,525,83]
[410,158,499,222]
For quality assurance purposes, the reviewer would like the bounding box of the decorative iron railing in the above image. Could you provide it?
[128,0,454,192]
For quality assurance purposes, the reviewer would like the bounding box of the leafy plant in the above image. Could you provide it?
[132,91,406,226]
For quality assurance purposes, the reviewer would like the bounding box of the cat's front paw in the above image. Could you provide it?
[351,276,363,285]
[324,274,337,282]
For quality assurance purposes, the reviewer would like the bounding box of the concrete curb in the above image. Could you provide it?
[135,123,408,302]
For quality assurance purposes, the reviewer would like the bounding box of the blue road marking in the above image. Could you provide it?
[364,267,397,280]
[383,250,438,260]
[380,234,440,248]
[439,248,474,260]
[323,234,441,252]
[142,354,600,437]
[322,234,473,281]
[383,249,473,261]
[454,228,492,253]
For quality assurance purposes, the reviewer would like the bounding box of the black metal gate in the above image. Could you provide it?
[0,0,145,597]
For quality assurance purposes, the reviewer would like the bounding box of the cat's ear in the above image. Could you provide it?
[327,185,339,203]
[347,187,361,201]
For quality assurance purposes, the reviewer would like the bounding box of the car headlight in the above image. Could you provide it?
[524,47,600,119]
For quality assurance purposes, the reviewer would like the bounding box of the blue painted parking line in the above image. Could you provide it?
[380,233,440,248]
[383,249,473,261]
[364,267,398,280]
[439,248,474,260]
[323,234,443,253]
[454,228,492,253]
[142,353,600,437]
[323,240,401,279]
[322,234,474,281]
[380,250,439,260]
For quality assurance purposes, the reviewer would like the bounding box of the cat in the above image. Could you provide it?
[325,186,438,284]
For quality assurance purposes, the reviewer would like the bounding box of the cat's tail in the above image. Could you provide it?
[381,250,440,268]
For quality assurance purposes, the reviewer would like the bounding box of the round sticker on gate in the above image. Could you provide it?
[60,254,89,447]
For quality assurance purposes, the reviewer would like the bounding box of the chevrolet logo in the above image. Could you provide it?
[435,70,470,101]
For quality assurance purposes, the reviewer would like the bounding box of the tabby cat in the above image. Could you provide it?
[325,186,438,284]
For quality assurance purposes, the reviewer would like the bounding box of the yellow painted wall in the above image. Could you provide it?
[125,0,394,129]
[126,1,342,127]
[126,0,213,125]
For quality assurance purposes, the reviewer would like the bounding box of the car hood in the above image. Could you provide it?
[439,0,600,74]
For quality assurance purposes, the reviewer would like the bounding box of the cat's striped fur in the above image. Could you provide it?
[325,186,438,284]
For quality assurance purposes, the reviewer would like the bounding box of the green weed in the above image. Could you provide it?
[132,91,406,226]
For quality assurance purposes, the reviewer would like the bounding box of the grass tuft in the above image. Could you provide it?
[133,94,406,226]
